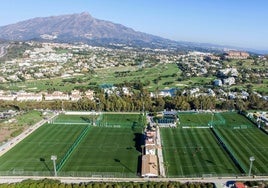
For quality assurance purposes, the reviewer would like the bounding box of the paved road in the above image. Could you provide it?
[0,44,9,57]
[0,176,268,186]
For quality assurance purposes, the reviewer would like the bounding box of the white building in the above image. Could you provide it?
[70,90,82,101]
[223,77,236,85]
[0,94,16,101]
[85,90,94,100]
[44,91,69,101]
[16,92,43,101]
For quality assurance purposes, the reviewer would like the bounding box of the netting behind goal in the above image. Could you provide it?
[95,113,144,129]
[214,113,226,125]
[57,170,137,178]
[211,128,247,173]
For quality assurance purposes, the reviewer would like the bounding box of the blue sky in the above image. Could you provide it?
[1,0,268,51]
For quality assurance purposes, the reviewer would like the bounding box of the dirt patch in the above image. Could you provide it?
[0,127,13,143]
[0,124,28,144]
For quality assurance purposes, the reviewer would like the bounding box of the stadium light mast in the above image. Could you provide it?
[51,155,57,176]
[210,112,214,128]
[248,156,255,177]
[257,118,261,128]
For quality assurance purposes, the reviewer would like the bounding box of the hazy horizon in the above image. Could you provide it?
[1,0,268,52]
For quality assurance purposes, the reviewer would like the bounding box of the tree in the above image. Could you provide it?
[235,99,248,112]
[248,93,262,110]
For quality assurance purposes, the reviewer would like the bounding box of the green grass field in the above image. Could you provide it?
[164,112,268,176]
[0,123,86,175]
[178,112,216,127]
[178,112,255,128]
[0,113,143,177]
[218,112,256,128]
[16,110,43,126]
[0,63,182,92]
[53,114,93,124]
[97,113,144,128]
[0,112,267,177]
[61,127,142,177]
[161,128,241,177]
[216,127,268,175]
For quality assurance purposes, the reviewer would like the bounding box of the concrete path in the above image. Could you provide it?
[0,175,267,185]
[156,126,165,177]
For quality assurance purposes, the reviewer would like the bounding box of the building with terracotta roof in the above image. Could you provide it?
[225,51,249,59]
[141,154,159,177]
[235,182,245,188]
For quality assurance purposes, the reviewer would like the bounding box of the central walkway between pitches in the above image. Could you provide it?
[156,126,166,177]
[145,115,166,177]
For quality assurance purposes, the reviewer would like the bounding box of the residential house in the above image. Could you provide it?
[85,90,94,100]
[0,94,16,101]
[223,77,236,85]
[225,51,249,59]
[70,90,82,101]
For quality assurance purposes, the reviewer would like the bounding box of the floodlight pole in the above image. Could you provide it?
[210,112,214,128]
[248,156,255,177]
[51,155,57,177]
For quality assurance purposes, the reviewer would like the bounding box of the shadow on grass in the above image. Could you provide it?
[133,133,144,153]
[114,158,134,173]
[133,133,144,175]
[136,155,142,177]
[81,117,91,123]
[40,158,53,176]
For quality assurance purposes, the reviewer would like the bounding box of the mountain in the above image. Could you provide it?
[0,12,261,53]
[0,12,178,48]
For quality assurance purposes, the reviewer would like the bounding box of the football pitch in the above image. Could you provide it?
[161,128,241,177]
[61,127,142,177]
[0,123,87,175]
[161,112,268,177]
[216,127,268,174]
[0,113,144,177]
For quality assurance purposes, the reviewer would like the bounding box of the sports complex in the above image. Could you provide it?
[0,111,267,178]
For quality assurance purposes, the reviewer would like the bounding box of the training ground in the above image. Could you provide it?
[0,111,267,178]
[0,112,144,177]
[160,112,268,177]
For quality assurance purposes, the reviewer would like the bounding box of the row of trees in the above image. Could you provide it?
[0,179,215,188]
[0,90,267,112]
[4,178,267,188]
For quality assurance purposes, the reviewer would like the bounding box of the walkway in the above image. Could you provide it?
[156,126,165,177]
[1,176,268,186]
